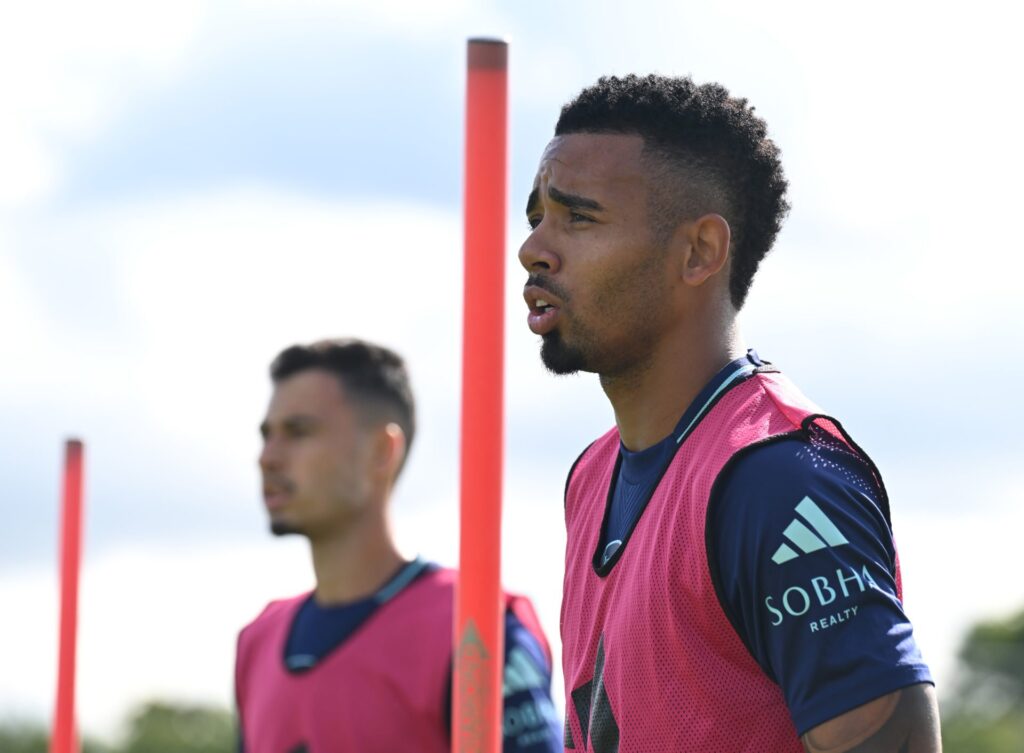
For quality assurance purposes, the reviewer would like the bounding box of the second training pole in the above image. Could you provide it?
[453,37,508,753]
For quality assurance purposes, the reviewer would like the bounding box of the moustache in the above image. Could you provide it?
[263,476,295,494]
[526,274,569,303]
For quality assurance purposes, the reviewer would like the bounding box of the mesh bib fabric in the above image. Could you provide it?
[236,568,456,753]
[561,371,896,752]
[237,567,550,753]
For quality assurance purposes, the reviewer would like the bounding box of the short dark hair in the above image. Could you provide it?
[270,338,416,464]
[555,74,790,309]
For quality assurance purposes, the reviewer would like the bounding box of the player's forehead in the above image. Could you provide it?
[532,133,647,196]
[264,369,349,421]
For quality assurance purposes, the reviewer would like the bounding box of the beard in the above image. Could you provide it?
[540,330,589,375]
[539,293,664,381]
[532,247,669,378]
[270,519,304,537]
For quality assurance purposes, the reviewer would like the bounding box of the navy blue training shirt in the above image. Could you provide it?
[602,351,932,734]
[710,428,932,733]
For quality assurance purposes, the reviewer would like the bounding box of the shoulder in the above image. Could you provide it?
[388,564,457,621]
[564,428,619,500]
[414,564,458,592]
[240,593,309,635]
[710,427,889,549]
[236,593,308,672]
[706,428,897,636]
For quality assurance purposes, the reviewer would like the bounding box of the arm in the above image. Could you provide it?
[500,607,563,753]
[802,683,941,753]
[444,607,563,752]
[708,431,936,740]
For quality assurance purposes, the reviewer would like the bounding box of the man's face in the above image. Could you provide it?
[258,370,375,539]
[518,133,675,377]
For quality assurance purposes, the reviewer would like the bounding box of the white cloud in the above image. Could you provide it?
[0,253,50,369]
[893,471,1024,691]
[229,0,477,33]
[0,0,205,209]
[0,188,463,474]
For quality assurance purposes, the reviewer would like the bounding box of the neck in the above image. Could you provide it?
[601,316,745,451]
[308,501,404,605]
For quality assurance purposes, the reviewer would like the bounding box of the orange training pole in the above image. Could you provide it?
[52,439,84,753]
[453,37,508,753]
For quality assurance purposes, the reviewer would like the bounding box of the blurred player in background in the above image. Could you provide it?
[235,338,561,752]
[519,75,941,752]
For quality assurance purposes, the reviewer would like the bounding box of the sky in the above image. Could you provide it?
[1,0,1023,740]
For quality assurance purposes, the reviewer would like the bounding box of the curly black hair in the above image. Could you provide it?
[270,338,416,469]
[555,74,790,309]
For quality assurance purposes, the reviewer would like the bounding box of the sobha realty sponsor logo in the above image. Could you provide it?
[766,497,879,634]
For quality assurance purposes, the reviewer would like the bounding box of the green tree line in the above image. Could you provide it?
[3,606,1022,752]
[0,702,234,753]
[942,605,1024,751]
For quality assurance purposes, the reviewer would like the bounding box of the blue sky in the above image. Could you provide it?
[2,0,1022,738]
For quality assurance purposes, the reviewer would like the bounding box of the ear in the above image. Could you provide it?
[371,422,407,481]
[676,213,731,288]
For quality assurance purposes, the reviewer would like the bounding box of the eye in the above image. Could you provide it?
[284,424,311,439]
[527,214,542,230]
[569,211,592,224]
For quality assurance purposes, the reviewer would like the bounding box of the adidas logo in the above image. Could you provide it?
[771,497,849,564]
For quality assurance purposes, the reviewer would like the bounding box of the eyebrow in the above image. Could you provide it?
[525,185,605,216]
[260,414,319,437]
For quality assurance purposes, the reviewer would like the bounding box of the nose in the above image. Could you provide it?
[259,437,282,473]
[518,225,561,275]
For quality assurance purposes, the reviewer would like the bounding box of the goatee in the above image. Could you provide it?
[270,520,303,537]
[540,331,588,375]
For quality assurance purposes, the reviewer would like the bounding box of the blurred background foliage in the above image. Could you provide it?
[941,606,1024,752]
[2,607,1021,752]
[0,701,233,753]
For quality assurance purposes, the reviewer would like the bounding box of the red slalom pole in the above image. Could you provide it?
[51,439,84,753]
[453,37,508,753]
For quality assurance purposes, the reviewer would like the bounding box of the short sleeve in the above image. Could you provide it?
[445,609,562,752]
[708,429,933,735]
[501,610,563,753]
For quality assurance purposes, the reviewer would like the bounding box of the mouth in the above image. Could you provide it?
[263,480,293,511]
[523,284,563,336]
